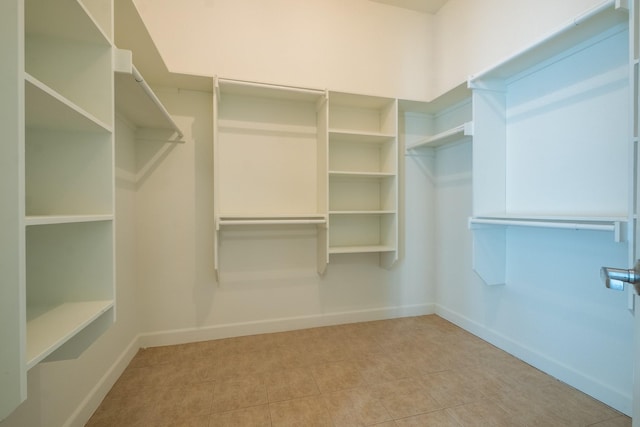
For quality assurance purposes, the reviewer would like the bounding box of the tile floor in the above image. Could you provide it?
[87,315,632,426]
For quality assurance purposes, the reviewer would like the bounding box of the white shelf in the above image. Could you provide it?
[406,122,473,150]
[329,129,395,143]
[26,300,113,369]
[25,0,110,45]
[329,171,396,179]
[25,214,113,226]
[25,73,111,133]
[329,245,396,254]
[330,210,395,215]
[114,50,183,138]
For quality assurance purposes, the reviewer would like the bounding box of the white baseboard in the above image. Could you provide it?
[64,335,141,427]
[139,303,435,348]
[435,304,632,416]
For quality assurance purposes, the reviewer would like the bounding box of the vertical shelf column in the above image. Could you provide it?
[327,92,399,267]
[23,0,115,369]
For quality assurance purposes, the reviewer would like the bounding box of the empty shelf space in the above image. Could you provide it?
[25,73,112,132]
[406,122,473,150]
[26,300,114,369]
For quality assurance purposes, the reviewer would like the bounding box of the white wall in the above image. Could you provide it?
[432,0,606,97]
[0,118,141,427]
[134,0,434,101]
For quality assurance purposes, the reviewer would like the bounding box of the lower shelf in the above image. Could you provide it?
[26,300,114,369]
[329,245,395,254]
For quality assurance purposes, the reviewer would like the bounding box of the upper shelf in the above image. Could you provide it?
[469,0,628,87]
[406,122,473,150]
[114,49,183,138]
[25,73,111,133]
[26,0,110,46]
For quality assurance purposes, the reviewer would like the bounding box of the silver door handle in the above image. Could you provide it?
[601,260,640,294]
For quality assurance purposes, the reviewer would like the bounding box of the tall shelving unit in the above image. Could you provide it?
[327,92,399,267]
[23,0,115,368]
[468,0,631,285]
[1,0,196,420]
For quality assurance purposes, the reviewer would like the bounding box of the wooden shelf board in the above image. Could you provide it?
[25,214,113,226]
[329,129,395,143]
[26,0,110,45]
[115,66,182,135]
[26,300,114,369]
[329,210,395,215]
[329,171,396,179]
[406,122,473,150]
[329,245,396,254]
[25,74,112,133]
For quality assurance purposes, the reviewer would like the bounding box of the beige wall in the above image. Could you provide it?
[134,0,435,101]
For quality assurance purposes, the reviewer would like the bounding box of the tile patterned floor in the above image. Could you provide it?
[86,315,632,426]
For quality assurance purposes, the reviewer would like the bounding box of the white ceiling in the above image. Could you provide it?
[369,0,449,14]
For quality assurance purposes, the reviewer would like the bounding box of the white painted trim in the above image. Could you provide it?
[139,304,435,348]
[63,335,141,427]
[435,304,632,416]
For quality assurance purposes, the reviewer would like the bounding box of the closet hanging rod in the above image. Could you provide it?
[218,219,326,226]
[469,217,617,230]
[132,65,184,139]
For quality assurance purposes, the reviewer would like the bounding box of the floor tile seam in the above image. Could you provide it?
[207,402,274,423]
[584,414,633,426]
[392,408,465,426]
